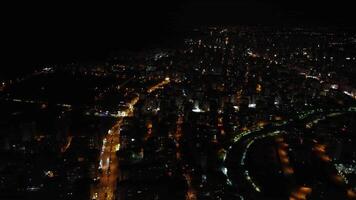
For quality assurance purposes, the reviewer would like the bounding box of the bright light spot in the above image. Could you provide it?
[221,167,228,176]
[43,67,53,72]
[92,192,98,200]
[331,84,339,89]
[248,103,256,108]
[99,160,103,169]
[192,106,204,113]
[192,102,205,113]
[44,170,54,178]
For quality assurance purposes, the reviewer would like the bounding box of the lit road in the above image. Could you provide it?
[147,77,170,93]
[90,77,170,200]
[61,136,73,153]
[90,96,139,200]
[173,113,197,200]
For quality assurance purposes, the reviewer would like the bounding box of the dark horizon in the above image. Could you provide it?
[2,1,356,77]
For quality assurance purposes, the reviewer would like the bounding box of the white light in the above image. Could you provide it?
[221,167,228,176]
[331,84,339,90]
[344,91,352,96]
[192,106,204,113]
[99,160,103,169]
[248,103,256,108]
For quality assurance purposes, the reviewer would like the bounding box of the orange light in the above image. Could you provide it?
[283,167,294,175]
[347,189,356,198]
[300,187,312,194]
[320,155,331,162]
[278,149,288,156]
[331,174,344,184]
[256,84,262,93]
[281,157,290,164]
[275,116,283,121]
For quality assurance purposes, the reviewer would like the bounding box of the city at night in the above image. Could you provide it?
[1,1,356,200]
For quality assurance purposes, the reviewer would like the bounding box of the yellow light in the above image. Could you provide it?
[256,84,262,93]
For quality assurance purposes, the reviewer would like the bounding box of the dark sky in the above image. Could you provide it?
[2,1,355,76]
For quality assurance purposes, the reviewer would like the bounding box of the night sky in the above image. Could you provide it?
[2,1,355,77]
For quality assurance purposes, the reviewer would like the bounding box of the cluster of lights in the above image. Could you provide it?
[297,109,322,120]
[335,163,356,184]
[233,125,265,143]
